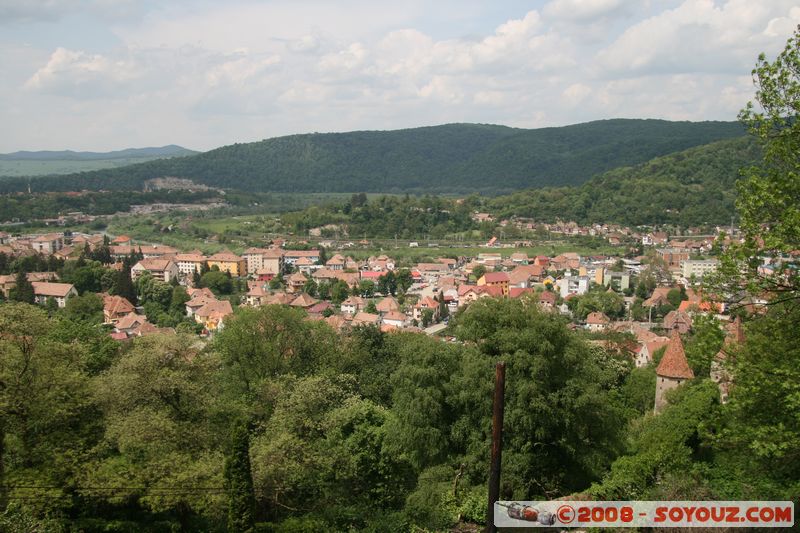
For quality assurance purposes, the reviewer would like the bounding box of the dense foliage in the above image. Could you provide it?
[0,190,222,223]
[0,299,641,531]
[488,136,760,227]
[0,120,744,194]
[283,193,480,239]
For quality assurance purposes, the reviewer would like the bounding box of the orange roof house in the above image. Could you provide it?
[103,294,136,324]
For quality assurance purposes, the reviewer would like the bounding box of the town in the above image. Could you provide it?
[0,213,761,406]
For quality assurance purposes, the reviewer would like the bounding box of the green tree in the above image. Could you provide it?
[383,334,460,472]
[112,259,137,304]
[303,277,318,297]
[715,26,800,305]
[0,304,95,511]
[201,270,233,294]
[85,333,225,522]
[357,279,375,298]
[214,306,338,408]
[591,380,721,500]
[64,292,104,323]
[225,421,256,533]
[330,280,350,305]
[453,298,625,496]
[684,314,724,377]
[9,271,34,304]
[667,287,682,308]
[395,269,413,294]
[421,308,434,328]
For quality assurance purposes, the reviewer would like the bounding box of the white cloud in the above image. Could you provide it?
[287,35,321,53]
[418,76,464,104]
[597,0,800,76]
[562,83,591,106]
[3,1,800,151]
[205,53,281,88]
[543,0,629,22]
[24,47,141,97]
[318,43,368,72]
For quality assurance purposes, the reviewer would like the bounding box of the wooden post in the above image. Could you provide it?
[486,361,506,533]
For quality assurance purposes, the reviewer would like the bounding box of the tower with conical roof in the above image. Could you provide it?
[654,329,694,413]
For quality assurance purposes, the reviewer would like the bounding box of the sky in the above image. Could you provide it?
[1,0,799,152]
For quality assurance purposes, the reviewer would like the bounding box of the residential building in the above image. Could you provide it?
[114,312,149,336]
[478,272,510,296]
[31,282,77,308]
[657,248,690,268]
[663,310,692,333]
[103,294,136,324]
[596,268,631,291]
[352,311,381,326]
[175,252,207,277]
[538,291,557,309]
[375,296,400,315]
[557,275,590,298]
[586,312,610,332]
[0,272,57,297]
[287,272,308,293]
[31,233,64,254]
[382,310,407,328]
[290,293,318,309]
[635,337,670,368]
[243,248,283,276]
[207,251,246,276]
[341,296,366,315]
[245,285,270,306]
[284,249,320,266]
[131,258,179,283]
[413,296,440,322]
[326,254,346,271]
[680,259,719,279]
[194,299,233,332]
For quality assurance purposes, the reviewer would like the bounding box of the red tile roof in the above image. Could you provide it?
[482,272,509,283]
[656,330,694,379]
[31,281,75,298]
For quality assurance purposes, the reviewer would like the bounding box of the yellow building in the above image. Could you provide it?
[477,272,510,297]
[207,251,247,277]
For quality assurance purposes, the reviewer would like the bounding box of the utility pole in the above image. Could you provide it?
[486,362,506,533]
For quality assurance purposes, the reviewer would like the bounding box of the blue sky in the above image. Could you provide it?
[1,0,799,152]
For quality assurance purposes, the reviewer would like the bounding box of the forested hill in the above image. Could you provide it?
[487,136,761,227]
[0,145,196,161]
[0,145,197,177]
[0,119,745,193]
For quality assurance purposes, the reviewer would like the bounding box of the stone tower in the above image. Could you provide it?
[654,329,694,413]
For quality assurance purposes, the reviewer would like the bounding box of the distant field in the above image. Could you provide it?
[0,157,178,177]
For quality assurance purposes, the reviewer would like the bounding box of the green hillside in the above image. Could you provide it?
[0,145,197,177]
[0,120,744,193]
[488,136,761,227]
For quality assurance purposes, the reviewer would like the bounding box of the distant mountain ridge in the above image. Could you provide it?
[0,119,745,192]
[0,145,198,178]
[0,145,196,161]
